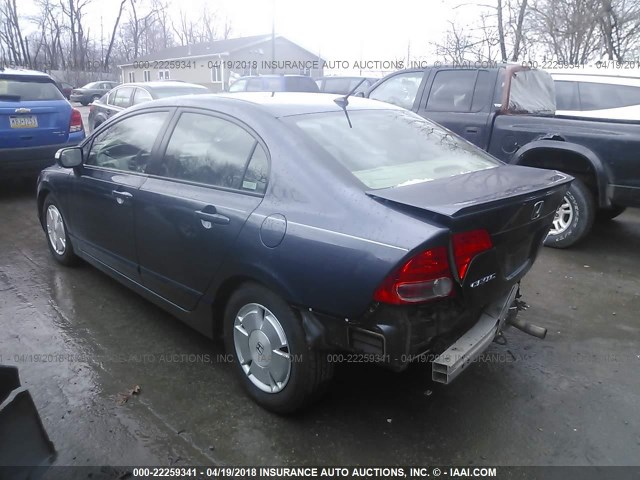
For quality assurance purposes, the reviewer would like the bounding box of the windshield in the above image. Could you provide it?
[0,78,65,101]
[152,86,208,98]
[286,109,500,189]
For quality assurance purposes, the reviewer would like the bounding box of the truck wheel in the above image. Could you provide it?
[596,205,627,222]
[224,283,333,414]
[544,178,595,249]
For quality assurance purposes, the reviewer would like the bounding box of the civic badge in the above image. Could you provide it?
[531,200,544,220]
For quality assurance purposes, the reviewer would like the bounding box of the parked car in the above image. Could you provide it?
[37,92,569,412]
[0,68,85,179]
[70,81,118,105]
[56,81,74,100]
[315,76,376,94]
[549,68,640,121]
[228,75,319,93]
[366,65,640,248]
[88,81,209,131]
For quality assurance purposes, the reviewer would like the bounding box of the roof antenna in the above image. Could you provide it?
[333,78,367,129]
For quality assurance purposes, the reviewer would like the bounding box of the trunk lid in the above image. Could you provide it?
[367,165,572,305]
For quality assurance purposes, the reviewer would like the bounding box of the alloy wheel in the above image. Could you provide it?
[46,205,66,255]
[550,196,573,235]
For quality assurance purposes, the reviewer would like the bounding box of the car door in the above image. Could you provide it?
[70,109,172,280]
[135,109,268,310]
[417,69,496,149]
[368,70,428,111]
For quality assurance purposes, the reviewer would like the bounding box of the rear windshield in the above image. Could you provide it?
[285,109,500,189]
[0,78,65,101]
[152,86,208,98]
[81,82,100,89]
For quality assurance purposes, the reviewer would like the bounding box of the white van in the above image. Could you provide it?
[548,68,640,121]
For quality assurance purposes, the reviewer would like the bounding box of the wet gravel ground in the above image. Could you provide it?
[1,180,639,469]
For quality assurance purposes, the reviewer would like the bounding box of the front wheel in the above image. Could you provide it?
[224,283,333,413]
[43,195,79,266]
[544,178,595,249]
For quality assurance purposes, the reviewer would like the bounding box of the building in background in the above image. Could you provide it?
[118,34,323,92]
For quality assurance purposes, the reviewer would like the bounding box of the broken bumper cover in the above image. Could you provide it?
[431,284,519,384]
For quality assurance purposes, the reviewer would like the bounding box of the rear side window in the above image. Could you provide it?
[0,78,64,101]
[287,109,499,190]
[87,112,168,172]
[578,82,640,110]
[246,78,264,92]
[555,81,580,110]
[426,70,477,112]
[369,71,424,110]
[159,112,268,192]
[229,79,247,92]
[113,87,133,108]
[132,88,153,105]
[471,70,494,112]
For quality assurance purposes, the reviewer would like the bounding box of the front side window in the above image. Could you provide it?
[369,71,424,110]
[426,70,477,112]
[86,112,168,172]
[286,109,499,190]
[158,112,268,192]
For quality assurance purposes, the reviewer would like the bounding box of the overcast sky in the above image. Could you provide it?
[19,0,480,74]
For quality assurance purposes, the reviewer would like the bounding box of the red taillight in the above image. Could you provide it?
[373,247,454,304]
[452,229,493,279]
[69,108,83,133]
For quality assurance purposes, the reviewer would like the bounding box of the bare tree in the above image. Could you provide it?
[529,0,602,63]
[0,0,30,66]
[103,0,126,71]
[596,0,640,61]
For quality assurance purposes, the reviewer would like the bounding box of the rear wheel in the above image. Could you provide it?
[224,283,333,413]
[43,195,79,266]
[596,205,627,222]
[544,178,595,249]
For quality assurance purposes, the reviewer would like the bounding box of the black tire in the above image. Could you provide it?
[80,101,88,106]
[91,95,100,103]
[42,194,79,266]
[224,282,333,414]
[544,178,595,249]
[596,205,627,222]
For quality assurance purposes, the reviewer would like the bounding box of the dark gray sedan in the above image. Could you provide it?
[70,81,119,105]
[88,81,209,131]
[36,93,571,412]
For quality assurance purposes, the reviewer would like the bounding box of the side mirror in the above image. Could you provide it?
[55,147,83,168]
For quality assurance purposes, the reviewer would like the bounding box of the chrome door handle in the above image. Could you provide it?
[195,210,230,228]
[112,190,133,205]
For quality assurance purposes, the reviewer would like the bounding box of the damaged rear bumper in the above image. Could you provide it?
[431,284,518,384]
